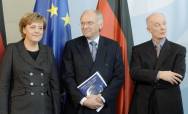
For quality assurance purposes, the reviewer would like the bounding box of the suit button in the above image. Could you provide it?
[41,83,44,86]
[41,92,44,96]
[29,72,34,76]
[30,82,34,86]
[40,73,44,76]
[30,92,35,95]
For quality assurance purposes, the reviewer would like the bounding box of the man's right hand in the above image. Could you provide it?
[158,71,183,85]
[83,95,104,109]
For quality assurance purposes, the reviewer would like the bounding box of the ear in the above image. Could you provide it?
[99,23,103,30]
[147,26,151,32]
[23,27,26,34]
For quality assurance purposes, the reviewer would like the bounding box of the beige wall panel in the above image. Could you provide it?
[2,0,35,43]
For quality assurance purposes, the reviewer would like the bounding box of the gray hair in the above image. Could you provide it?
[80,9,104,25]
[146,12,165,26]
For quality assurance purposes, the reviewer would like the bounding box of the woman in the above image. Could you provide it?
[0,12,60,114]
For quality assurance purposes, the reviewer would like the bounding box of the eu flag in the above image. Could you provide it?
[33,0,71,72]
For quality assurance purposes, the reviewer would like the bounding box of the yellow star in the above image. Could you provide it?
[62,13,71,26]
[47,3,58,16]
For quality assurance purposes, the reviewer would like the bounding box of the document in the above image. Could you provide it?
[77,71,107,112]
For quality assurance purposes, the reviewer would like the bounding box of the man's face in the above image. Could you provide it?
[80,11,101,39]
[147,14,167,40]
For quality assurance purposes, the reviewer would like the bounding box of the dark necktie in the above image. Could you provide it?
[90,41,97,61]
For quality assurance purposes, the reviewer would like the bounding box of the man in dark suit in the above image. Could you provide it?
[129,13,186,114]
[62,10,124,114]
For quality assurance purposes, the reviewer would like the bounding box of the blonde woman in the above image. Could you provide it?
[0,12,60,114]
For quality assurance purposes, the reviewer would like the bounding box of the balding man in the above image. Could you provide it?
[62,9,124,114]
[129,13,186,114]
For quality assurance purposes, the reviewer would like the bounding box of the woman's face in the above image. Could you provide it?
[23,22,44,43]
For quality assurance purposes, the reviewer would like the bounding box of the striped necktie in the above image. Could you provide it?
[156,44,161,57]
[90,41,97,61]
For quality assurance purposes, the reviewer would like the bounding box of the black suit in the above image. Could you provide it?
[0,40,60,114]
[62,36,124,114]
[129,39,186,114]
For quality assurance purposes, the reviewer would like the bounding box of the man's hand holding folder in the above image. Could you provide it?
[83,94,104,111]
[77,72,107,112]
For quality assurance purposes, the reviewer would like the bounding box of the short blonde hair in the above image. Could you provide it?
[19,12,46,38]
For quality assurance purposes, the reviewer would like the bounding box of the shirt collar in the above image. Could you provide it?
[87,36,100,45]
[152,37,166,47]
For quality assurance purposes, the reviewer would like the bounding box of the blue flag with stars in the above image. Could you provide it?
[33,0,71,72]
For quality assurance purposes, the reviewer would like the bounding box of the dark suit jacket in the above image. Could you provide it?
[0,40,60,114]
[129,39,186,114]
[62,36,124,114]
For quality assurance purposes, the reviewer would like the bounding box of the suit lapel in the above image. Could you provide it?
[77,36,93,71]
[155,40,171,69]
[146,40,158,68]
[35,43,48,70]
[148,40,158,58]
[90,37,107,73]
[76,36,107,75]
[17,40,47,70]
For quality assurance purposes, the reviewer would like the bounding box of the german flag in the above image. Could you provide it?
[0,0,6,62]
[97,0,134,114]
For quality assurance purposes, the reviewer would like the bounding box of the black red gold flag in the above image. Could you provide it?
[97,0,134,114]
[0,0,6,62]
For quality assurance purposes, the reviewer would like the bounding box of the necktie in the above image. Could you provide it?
[90,41,97,61]
[156,44,161,57]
